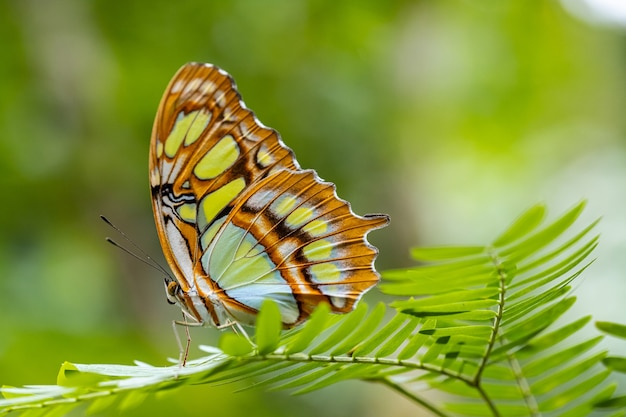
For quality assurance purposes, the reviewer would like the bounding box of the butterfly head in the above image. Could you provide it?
[164,278,182,306]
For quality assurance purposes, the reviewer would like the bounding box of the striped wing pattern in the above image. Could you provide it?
[150,62,389,328]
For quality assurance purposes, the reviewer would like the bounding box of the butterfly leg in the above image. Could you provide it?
[171,317,190,367]
[173,314,204,367]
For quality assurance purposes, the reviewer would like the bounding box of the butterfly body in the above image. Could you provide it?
[150,63,388,329]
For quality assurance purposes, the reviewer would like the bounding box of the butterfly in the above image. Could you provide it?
[149,62,389,331]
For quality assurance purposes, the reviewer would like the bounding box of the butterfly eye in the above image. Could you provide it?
[164,280,180,305]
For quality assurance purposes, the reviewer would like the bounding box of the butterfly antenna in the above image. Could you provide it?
[101,215,172,278]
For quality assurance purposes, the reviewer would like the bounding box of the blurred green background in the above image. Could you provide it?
[1,0,625,415]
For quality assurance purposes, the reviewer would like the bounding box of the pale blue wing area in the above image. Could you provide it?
[201,221,299,324]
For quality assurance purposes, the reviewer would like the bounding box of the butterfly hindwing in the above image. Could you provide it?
[197,169,389,326]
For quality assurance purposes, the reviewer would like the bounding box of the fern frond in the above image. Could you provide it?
[0,202,618,416]
[0,303,431,416]
[381,202,614,415]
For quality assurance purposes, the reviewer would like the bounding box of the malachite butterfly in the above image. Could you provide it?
[149,62,389,330]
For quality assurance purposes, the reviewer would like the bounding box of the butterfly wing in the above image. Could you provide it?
[196,169,389,327]
[150,63,299,297]
[151,62,389,328]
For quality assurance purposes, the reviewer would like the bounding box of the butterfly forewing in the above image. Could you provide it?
[150,62,388,328]
[150,63,298,294]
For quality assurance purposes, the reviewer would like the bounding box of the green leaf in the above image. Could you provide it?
[293,364,378,394]
[481,364,515,380]
[603,357,626,373]
[592,383,619,407]
[269,363,343,392]
[57,362,107,387]
[539,369,611,412]
[119,390,148,411]
[393,288,500,308]
[411,245,485,261]
[595,394,626,409]
[85,394,118,415]
[499,201,586,259]
[475,382,524,400]
[219,333,254,356]
[503,285,570,327]
[255,299,282,355]
[523,337,603,377]
[421,325,492,338]
[351,312,409,357]
[515,219,599,275]
[492,203,546,247]
[530,352,607,395]
[241,363,320,392]
[47,404,81,417]
[597,321,626,339]
[284,302,332,354]
[421,336,450,363]
[375,316,421,357]
[519,316,591,354]
[308,302,370,355]
[395,300,499,317]
[507,245,595,297]
[552,403,592,417]
[397,319,436,360]
[381,260,494,296]
[503,282,572,324]
[327,303,386,356]
[491,297,576,359]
